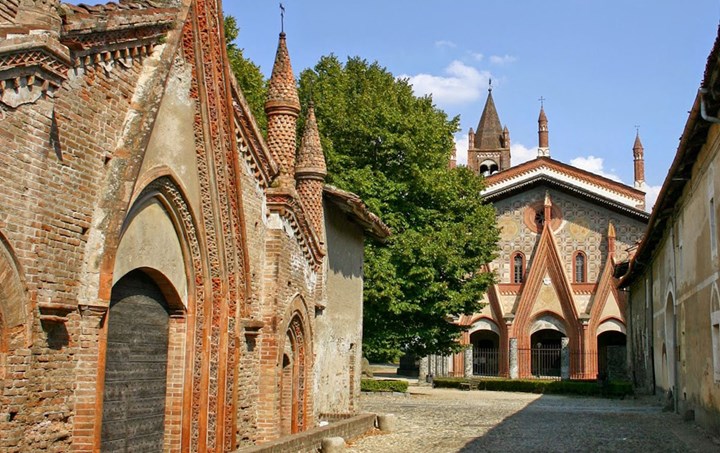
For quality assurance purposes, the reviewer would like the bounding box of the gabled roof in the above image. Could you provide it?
[323,185,391,240]
[482,157,648,220]
[620,27,720,287]
[474,90,504,150]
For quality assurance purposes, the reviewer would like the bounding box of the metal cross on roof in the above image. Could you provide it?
[280,3,285,33]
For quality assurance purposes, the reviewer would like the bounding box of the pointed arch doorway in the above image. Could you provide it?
[100,270,172,451]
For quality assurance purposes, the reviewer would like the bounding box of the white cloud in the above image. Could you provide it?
[468,52,484,61]
[510,143,538,165]
[489,54,517,65]
[435,40,457,49]
[569,156,622,182]
[401,61,490,106]
[454,134,469,165]
[643,184,662,212]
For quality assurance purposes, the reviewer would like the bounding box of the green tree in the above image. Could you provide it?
[298,56,498,361]
[224,16,267,132]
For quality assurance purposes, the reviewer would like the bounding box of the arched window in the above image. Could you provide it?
[512,252,525,284]
[574,251,586,283]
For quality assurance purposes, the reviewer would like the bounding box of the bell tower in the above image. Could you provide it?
[467,83,511,176]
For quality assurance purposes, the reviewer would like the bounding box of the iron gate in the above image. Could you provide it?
[472,347,499,376]
[530,346,561,378]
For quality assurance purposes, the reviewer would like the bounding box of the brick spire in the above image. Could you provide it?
[265,32,301,184]
[474,88,504,150]
[538,104,550,157]
[296,102,327,241]
[633,131,645,189]
[467,86,511,174]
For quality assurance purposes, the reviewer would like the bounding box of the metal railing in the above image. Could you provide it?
[472,347,499,376]
[518,347,562,380]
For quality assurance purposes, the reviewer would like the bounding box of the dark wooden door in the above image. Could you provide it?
[101,270,170,452]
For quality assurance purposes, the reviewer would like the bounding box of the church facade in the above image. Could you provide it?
[0,1,387,451]
[424,89,648,381]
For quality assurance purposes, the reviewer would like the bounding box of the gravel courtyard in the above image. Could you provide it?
[348,386,720,453]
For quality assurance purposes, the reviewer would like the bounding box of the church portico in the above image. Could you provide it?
[426,89,648,383]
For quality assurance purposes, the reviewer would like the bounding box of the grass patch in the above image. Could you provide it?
[433,377,633,397]
[361,379,409,393]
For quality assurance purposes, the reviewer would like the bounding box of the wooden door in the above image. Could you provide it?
[101,270,170,452]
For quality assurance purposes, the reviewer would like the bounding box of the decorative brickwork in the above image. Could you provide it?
[0,1,387,451]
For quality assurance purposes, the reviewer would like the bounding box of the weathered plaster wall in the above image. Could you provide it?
[137,59,201,214]
[314,203,365,416]
[113,199,187,303]
[628,121,720,435]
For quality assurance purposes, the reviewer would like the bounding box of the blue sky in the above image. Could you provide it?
[226,0,720,209]
[66,1,720,208]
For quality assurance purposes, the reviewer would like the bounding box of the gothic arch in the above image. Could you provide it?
[664,290,676,392]
[469,317,501,336]
[512,225,581,352]
[278,296,313,435]
[87,176,204,451]
[597,317,626,335]
[529,311,569,336]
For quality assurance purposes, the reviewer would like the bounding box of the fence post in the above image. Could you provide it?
[419,356,430,386]
[509,338,519,379]
[561,337,570,380]
[464,347,473,377]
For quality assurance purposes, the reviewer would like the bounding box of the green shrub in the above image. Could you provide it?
[361,379,409,393]
[432,377,633,397]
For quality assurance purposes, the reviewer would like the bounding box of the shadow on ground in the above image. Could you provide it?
[458,394,715,452]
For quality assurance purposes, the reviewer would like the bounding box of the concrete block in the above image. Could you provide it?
[377,413,397,432]
[321,437,346,453]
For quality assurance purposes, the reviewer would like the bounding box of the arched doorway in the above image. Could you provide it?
[470,329,500,376]
[101,270,171,451]
[280,314,308,435]
[664,292,675,392]
[530,329,563,378]
[597,330,627,379]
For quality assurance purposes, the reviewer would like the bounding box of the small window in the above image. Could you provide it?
[574,252,586,283]
[512,252,525,284]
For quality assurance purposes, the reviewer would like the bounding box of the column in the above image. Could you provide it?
[561,337,570,380]
[509,338,519,379]
[464,347,473,377]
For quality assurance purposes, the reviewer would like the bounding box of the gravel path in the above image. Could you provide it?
[347,386,720,452]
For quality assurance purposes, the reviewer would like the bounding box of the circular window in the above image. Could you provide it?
[523,201,562,233]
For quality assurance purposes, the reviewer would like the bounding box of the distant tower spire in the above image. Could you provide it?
[537,97,550,157]
[265,30,301,185]
[633,128,645,189]
[468,88,510,175]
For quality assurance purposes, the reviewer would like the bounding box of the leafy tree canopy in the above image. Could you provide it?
[298,56,499,361]
[222,19,498,360]
[224,16,267,132]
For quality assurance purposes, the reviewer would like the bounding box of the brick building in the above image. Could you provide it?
[0,1,388,451]
[619,29,720,435]
[422,89,648,381]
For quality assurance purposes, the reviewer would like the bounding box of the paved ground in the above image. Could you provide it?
[347,386,720,453]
